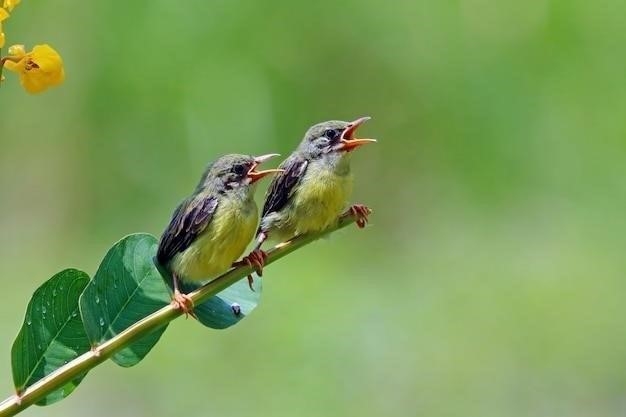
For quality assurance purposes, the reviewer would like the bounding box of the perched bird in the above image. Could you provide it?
[156,153,282,315]
[253,117,376,270]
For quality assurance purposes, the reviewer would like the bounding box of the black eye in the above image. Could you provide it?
[232,164,246,176]
[324,129,339,141]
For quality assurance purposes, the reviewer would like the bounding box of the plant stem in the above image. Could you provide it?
[0,213,362,417]
[0,56,6,85]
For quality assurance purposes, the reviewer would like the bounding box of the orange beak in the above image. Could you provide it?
[247,153,284,183]
[337,116,377,152]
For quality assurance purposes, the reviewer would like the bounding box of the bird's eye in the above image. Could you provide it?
[232,164,247,176]
[324,129,339,141]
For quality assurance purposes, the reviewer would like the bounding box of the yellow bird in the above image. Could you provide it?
[156,153,282,314]
[253,117,376,270]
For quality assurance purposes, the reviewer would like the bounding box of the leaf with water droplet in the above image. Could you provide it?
[79,234,170,367]
[11,269,91,406]
[155,261,263,330]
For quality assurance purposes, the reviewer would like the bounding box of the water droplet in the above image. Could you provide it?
[99,317,105,326]
[37,344,42,350]
[52,289,57,297]
[26,318,32,326]
[231,303,242,316]
[113,280,118,289]
[42,306,47,314]
[95,294,100,304]
[71,311,78,318]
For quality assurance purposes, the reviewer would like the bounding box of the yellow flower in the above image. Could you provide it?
[0,7,8,49]
[4,44,64,93]
[7,43,24,57]
[2,0,20,12]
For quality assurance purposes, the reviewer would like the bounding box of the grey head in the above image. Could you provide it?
[297,117,376,161]
[195,153,281,193]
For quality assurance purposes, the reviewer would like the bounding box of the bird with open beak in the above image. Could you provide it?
[156,153,283,315]
[250,117,377,275]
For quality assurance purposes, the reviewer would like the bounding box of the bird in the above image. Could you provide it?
[252,117,376,272]
[156,153,283,315]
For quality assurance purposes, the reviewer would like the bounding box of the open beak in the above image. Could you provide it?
[337,116,377,152]
[247,153,284,183]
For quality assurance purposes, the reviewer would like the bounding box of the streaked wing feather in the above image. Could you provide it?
[156,195,219,265]
[260,155,308,218]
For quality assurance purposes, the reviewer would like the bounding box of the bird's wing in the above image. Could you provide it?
[156,194,219,265]
[261,155,308,218]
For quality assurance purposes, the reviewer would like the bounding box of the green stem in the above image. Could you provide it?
[0,213,361,417]
[0,56,6,85]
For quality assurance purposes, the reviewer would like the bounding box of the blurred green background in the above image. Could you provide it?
[1,0,626,416]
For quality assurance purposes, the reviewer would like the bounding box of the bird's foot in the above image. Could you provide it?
[171,290,195,319]
[234,249,268,291]
[347,204,372,228]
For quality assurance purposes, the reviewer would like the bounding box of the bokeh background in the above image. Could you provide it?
[1,0,626,416]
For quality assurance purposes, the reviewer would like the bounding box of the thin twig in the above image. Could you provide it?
[0,213,361,417]
[0,56,6,86]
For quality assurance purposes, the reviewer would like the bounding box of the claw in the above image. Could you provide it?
[347,204,372,229]
[171,289,196,319]
[234,249,268,291]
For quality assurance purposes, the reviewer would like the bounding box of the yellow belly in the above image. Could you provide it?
[171,198,258,282]
[284,168,352,237]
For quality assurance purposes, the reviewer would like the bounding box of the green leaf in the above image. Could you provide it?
[79,233,171,367]
[156,261,263,330]
[192,277,262,329]
[159,274,263,329]
[11,268,91,406]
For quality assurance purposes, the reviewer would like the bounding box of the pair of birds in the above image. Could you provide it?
[156,117,376,315]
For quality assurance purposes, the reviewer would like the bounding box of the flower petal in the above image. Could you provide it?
[0,8,7,48]
[2,0,20,12]
[8,43,25,57]
[11,44,66,93]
